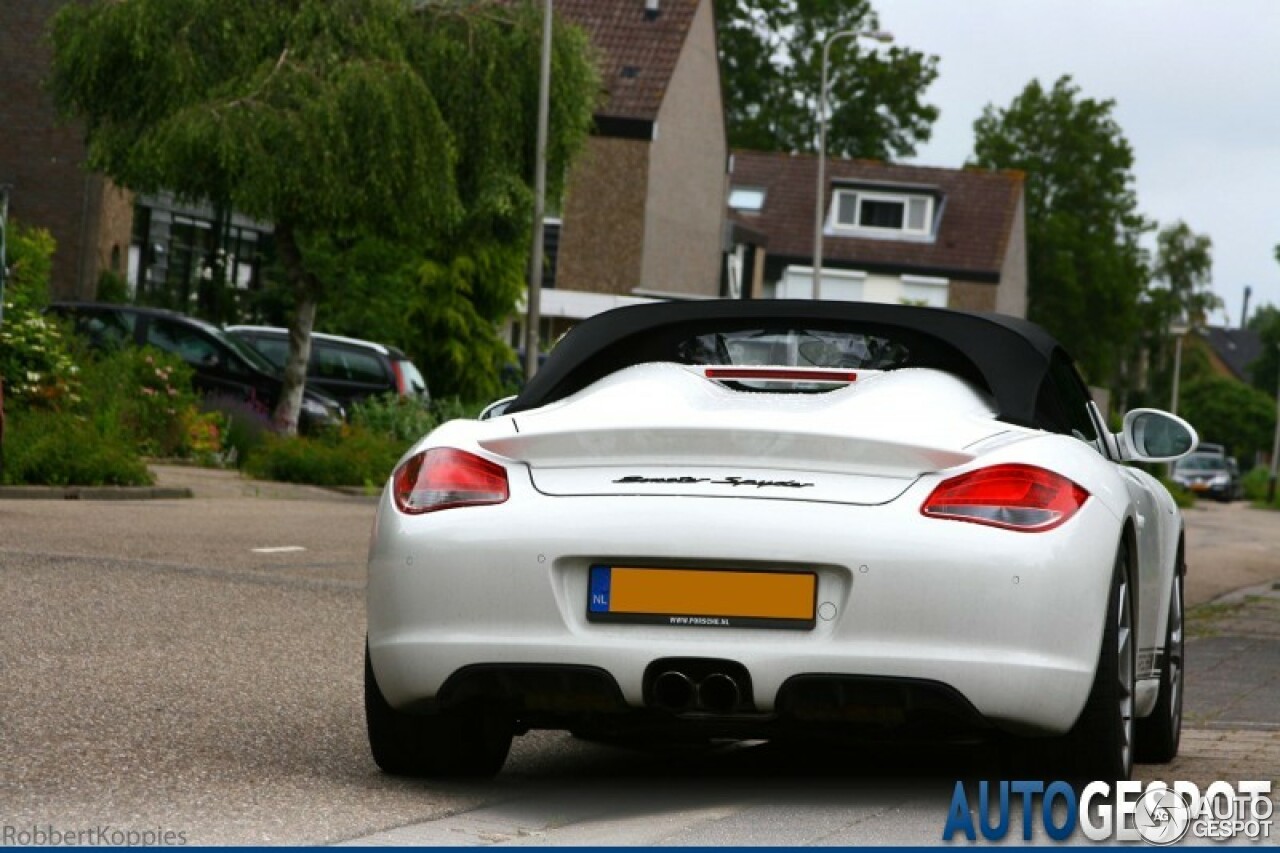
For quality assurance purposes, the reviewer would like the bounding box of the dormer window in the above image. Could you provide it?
[832,189,933,236]
[728,186,766,212]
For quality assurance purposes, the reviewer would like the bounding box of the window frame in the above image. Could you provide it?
[830,189,934,237]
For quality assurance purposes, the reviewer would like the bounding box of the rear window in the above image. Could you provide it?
[244,337,289,370]
[677,328,911,370]
[313,344,388,384]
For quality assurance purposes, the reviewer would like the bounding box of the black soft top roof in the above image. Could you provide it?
[509,300,1070,428]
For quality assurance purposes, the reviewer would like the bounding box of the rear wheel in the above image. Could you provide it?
[1034,546,1135,781]
[1136,567,1184,762]
[364,646,512,778]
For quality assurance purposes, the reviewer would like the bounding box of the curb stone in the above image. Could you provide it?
[0,485,193,500]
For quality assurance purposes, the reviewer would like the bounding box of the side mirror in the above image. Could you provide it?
[1116,408,1198,463]
[478,395,517,421]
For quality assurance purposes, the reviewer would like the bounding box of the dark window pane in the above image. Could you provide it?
[859,199,905,229]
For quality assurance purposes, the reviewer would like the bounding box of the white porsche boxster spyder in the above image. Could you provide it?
[365,301,1197,779]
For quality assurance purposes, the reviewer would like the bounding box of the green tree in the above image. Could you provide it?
[1137,221,1221,409]
[1180,375,1276,463]
[1152,222,1220,327]
[1247,303,1280,397]
[50,0,598,431]
[714,0,939,159]
[971,76,1149,385]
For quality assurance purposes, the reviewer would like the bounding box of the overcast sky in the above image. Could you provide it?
[880,0,1280,330]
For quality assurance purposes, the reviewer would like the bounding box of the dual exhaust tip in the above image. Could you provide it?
[653,670,742,714]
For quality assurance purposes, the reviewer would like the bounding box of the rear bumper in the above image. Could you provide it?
[367,472,1122,735]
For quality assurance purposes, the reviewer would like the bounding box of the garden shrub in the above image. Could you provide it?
[244,426,403,488]
[77,348,201,457]
[241,396,490,488]
[201,394,274,467]
[2,408,151,486]
[351,393,439,444]
[1241,466,1280,508]
[0,224,81,411]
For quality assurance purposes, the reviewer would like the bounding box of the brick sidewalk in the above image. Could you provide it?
[1150,580,1280,790]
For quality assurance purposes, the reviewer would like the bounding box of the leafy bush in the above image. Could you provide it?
[77,348,201,457]
[241,395,489,487]
[0,224,82,410]
[201,394,274,467]
[431,396,484,424]
[1,409,151,486]
[350,394,483,444]
[351,393,439,444]
[244,426,404,488]
[95,268,130,303]
[1241,466,1280,508]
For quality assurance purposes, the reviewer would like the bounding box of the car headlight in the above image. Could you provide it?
[1210,474,1230,486]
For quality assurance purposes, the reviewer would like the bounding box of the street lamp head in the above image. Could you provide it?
[864,30,894,43]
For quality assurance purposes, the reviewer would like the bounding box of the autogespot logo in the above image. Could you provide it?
[1133,786,1192,845]
[942,779,1273,844]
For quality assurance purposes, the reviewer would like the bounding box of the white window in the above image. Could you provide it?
[728,186,766,212]
[831,190,933,236]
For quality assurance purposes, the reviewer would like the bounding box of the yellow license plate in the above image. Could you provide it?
[587,565,816,629]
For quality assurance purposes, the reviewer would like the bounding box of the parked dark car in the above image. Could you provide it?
[1171,451,1243,502]
[226,325,429,410]
[47,302,344,432]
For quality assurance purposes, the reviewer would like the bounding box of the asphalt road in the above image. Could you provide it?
[0,468,1276,845]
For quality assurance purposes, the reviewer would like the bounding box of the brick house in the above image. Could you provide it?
[727,151,1029,318]
[525,0,728,339]
[0,0,133,300]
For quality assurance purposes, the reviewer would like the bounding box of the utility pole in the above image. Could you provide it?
[523,0,553,382]
[0,184,10,329]
[1269,342,1280,504]
[0,184,11,480]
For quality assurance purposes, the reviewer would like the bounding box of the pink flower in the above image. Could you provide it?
[141,387,156,396]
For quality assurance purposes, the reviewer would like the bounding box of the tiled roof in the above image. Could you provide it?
[1200,326,1263,381]
[556,0,699,121]
[729,150,1025,280]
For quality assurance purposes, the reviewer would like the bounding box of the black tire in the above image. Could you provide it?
[1136,567,1184,763]
[1045,545,1136,781]
[364,646,512,778]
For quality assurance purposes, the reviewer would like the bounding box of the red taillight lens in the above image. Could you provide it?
[392,448,509,514]
[390,359,406,396]
[920,464,1089,532]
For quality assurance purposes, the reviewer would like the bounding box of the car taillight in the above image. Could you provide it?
[920,464,1088,532]
[390,359,406,395]
[392,448,509,514]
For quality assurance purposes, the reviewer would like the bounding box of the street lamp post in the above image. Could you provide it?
[811,28,892,301]
[1169,320,1189,416]
[1167,320,1190,479]
[524,0,553,382]
[1268,342,1280,504]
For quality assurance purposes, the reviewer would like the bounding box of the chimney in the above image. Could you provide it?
[1242,285,1252,329]
[645,0,660,20]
